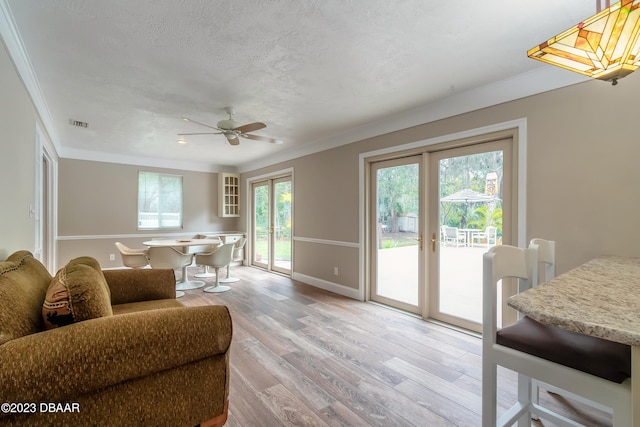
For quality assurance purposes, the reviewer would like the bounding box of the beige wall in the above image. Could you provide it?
[57,159,239,268]
[242,74,640,289]
[0,38,40,260]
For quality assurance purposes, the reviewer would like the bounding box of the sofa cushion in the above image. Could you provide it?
[112,299,183,316]
[0,251,53,345]
[104,268,177,305]
[42,256,113,329]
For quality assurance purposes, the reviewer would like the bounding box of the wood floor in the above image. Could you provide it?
[180,266,612,427]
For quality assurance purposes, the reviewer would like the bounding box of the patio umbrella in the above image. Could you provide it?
[440,188,498,203]
[440,189,499,228]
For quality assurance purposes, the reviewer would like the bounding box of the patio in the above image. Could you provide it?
[377,244,488,324]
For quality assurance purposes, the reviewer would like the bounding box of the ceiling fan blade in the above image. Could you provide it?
[234,122,266,134]
[177,132,222,136]
[182,117,222,132]
[225,133,240,145]
[241,133,283,144]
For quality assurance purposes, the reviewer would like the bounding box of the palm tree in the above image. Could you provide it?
[468,205,502,237]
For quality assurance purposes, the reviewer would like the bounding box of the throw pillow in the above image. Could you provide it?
[42,256,113,329]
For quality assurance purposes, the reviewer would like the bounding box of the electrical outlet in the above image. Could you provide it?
[334,266,339,276]
[109,254,115,261]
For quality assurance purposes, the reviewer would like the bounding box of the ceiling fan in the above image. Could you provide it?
[178,107,282,146]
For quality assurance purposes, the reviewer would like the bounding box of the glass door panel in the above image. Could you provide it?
[251,176,292,275]
[428,140,511,332]
[272,177,292,274]
[252,182,270,269]
[371,156,422,314]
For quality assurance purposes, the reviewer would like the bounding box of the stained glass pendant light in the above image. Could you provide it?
[528,0,640,85]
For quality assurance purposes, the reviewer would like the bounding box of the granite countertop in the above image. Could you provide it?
[508,256,640,346]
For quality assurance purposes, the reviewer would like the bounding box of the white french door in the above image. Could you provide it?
[369,137,515,332]
[251,176,292,275]
[427,139,512,333]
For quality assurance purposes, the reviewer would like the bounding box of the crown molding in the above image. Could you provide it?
[60,146,234,173]
[0,0,61,157]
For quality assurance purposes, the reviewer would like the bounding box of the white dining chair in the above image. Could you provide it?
[219,237,246,283]
[482,244,632,426]
[114,242,149,268]
[530,238,555,285]
[527,238,615,419]
[147,246,196,297]
[191,241,221,279]
[195,243,235,293]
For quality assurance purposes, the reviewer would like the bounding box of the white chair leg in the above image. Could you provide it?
[194,265,215,278]
[203,266,231,293]
[531,380,540,420]
[482,359,497,426]
[517,373,532,427]
[219,263,240,283]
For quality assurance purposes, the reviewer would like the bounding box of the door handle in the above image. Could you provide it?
[414,234,423,250]
[431,233,437,252]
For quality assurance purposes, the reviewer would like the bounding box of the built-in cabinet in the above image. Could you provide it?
[218,173,240,217]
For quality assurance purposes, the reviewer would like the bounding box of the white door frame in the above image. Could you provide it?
[359,119,527,318]
[34,122,57,272]
[245,167,294,274]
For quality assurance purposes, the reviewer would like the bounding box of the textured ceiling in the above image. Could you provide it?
[3,0,595,171]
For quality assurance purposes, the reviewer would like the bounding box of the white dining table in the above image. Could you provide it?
[143,238,221,293]
[508,256,640,426]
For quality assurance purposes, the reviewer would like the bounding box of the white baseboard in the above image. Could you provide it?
[292,272,362,300]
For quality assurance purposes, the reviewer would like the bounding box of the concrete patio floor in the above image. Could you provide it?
[377,245,488,324]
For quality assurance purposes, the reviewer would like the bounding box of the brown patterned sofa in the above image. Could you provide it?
[0,250,232,426]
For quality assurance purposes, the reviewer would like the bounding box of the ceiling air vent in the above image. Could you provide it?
[69,119,88,128]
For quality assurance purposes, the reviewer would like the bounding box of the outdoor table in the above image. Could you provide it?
[458,228,479,247]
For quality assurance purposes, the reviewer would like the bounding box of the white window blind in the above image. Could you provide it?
[137,171,183,230]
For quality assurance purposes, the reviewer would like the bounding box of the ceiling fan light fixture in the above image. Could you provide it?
[527,0,640,84]
[217,119,240,130]
[177,138,187,144]
[180,109,280,145]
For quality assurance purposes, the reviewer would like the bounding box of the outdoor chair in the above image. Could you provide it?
[471,226,497,247]
[482,244,631,426]
[443,226,465,247]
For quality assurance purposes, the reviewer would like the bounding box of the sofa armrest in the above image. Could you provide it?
[103,268,176,304]
[0,305,232,406]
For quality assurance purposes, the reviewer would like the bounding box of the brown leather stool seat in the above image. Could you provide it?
[497,316,631,383]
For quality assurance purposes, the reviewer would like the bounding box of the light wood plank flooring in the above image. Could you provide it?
[180,266,612,427]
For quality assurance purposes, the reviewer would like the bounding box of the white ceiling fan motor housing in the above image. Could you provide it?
[217,118,240,130]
